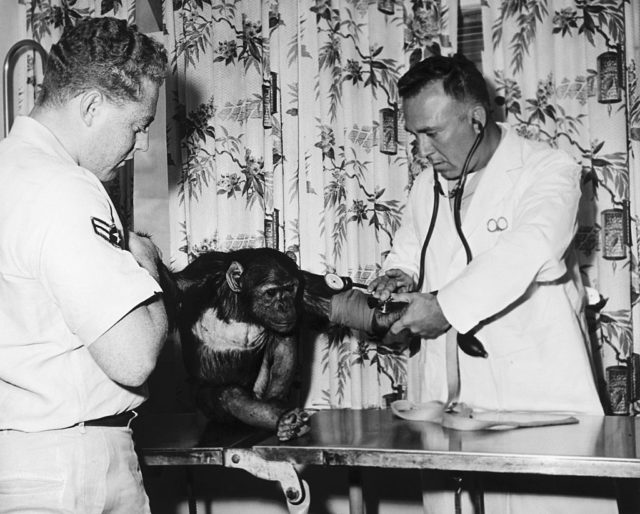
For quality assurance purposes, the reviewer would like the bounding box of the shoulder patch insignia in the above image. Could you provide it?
[91,217,124,249]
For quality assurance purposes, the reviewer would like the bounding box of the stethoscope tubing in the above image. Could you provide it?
[415,126,485,291]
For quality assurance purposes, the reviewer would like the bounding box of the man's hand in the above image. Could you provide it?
[128,232,162,281]
[389,292,451,339]
[367,268,415,302]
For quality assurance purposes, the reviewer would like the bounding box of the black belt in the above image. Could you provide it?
[82,411,137,428]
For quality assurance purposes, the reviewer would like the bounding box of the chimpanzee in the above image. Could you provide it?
[157,247,410,441]
[157,249,301,440]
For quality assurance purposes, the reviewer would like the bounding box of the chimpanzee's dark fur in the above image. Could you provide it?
[157,248,326,440]
[156,247,412,440]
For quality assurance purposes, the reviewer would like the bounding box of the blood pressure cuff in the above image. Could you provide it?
[329,289,375,333]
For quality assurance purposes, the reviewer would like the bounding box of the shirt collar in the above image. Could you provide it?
[8,116,78,166]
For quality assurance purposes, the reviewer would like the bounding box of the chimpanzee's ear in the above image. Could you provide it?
[226,261,244,292]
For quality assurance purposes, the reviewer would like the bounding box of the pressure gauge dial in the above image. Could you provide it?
[324,273,351,291]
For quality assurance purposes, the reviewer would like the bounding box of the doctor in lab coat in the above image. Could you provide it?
[369,54,618,513]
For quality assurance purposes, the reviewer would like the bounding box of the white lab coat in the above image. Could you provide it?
[384,125,618,513]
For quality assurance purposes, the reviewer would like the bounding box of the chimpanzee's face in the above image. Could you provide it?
[247,267,300,334]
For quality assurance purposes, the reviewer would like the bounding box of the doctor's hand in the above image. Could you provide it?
[367,268,415,302]
[389,292,451,339]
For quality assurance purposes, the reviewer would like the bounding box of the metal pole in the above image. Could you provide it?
[3,39,47,137]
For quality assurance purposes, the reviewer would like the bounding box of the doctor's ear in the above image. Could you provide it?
[79,90,105,127]
[472,118,484,134]
[469,106,486,135]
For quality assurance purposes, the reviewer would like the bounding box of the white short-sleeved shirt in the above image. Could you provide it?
[0,116,161,431]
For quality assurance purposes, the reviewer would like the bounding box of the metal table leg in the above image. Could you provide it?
[348,467,365,514]
[224,449,311,514]
[186,467,198,514]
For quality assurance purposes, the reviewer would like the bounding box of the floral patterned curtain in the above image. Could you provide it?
[625,0,640,411]
[164,0,458,410]
[482,0,640,415]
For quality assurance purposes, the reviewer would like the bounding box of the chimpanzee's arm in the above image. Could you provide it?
[301,280,405,336]
[215,384,287,430]
[197,382,309,440]
[261,335,297,401]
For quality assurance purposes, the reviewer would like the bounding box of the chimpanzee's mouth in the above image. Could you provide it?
[270,321,297,334]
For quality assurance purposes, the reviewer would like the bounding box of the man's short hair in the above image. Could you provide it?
[398,53,490,111]
[37,17,167,107]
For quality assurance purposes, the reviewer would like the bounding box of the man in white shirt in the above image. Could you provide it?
[0,17,168,513]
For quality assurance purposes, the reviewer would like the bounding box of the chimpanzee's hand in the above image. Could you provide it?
[367,269,415,303]
[276,408,311,441]
[128,232,162,282]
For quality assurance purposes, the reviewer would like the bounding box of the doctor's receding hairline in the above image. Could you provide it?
[398,53,491,114]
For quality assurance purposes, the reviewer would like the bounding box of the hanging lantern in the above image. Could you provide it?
[597,50,622,104]
[607,365,629,415]
[379,104,398,155]
[628,354,640,404]
[377,0,394,15]
[601,208,627,260]
[262,79,272,129]
[264,209,279,249]
[270,72,278,114]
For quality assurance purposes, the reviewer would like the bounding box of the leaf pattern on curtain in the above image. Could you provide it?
[483,0,639,414]
[165,0,457,409]
[166,0,272,262]
[281,0,457,409]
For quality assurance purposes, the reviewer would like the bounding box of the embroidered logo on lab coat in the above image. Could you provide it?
[91,217,123,248]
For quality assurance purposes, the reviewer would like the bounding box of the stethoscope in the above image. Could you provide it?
[415,120,489,358]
